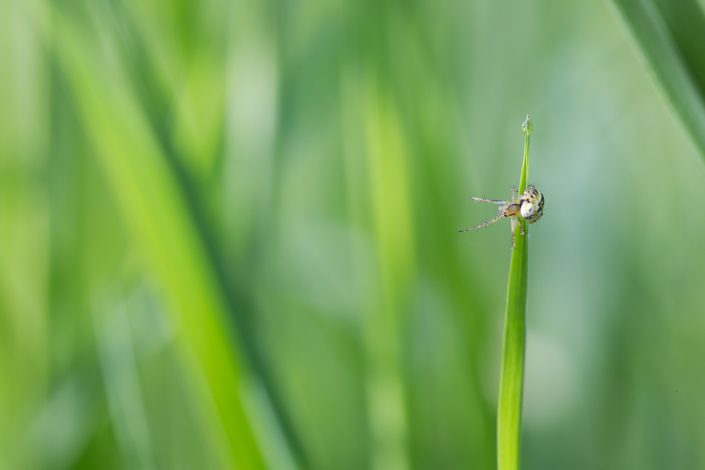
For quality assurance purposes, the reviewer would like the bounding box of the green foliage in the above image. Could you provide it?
[3,0,705,469]
[612,0,705,161]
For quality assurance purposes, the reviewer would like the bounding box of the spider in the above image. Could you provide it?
[459,185,544,245]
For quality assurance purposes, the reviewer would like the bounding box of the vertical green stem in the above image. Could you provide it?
[497,116,532,470]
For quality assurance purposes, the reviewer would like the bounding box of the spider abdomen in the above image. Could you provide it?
[520,185,544,223]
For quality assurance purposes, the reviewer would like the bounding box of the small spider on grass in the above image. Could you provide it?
[459,184,544,246]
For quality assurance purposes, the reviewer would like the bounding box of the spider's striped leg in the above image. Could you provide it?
[458,211,505,232]
[471,196,509,205]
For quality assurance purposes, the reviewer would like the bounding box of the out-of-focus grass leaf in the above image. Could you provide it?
[363,83,415,470]
[42,7,267,470]
[22,376,104,470]
[0,0,49,463]
[612,0,705,161]
[93,298,157,470]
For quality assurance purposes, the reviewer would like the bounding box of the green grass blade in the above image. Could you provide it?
[497,117,532,470]
[611,0,705,161]
[43,9,267,469]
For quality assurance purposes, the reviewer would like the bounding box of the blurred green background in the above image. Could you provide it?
[3,0,705,469]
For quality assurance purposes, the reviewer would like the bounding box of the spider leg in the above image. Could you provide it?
[458,211,505,232]
[472,196,509,205]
